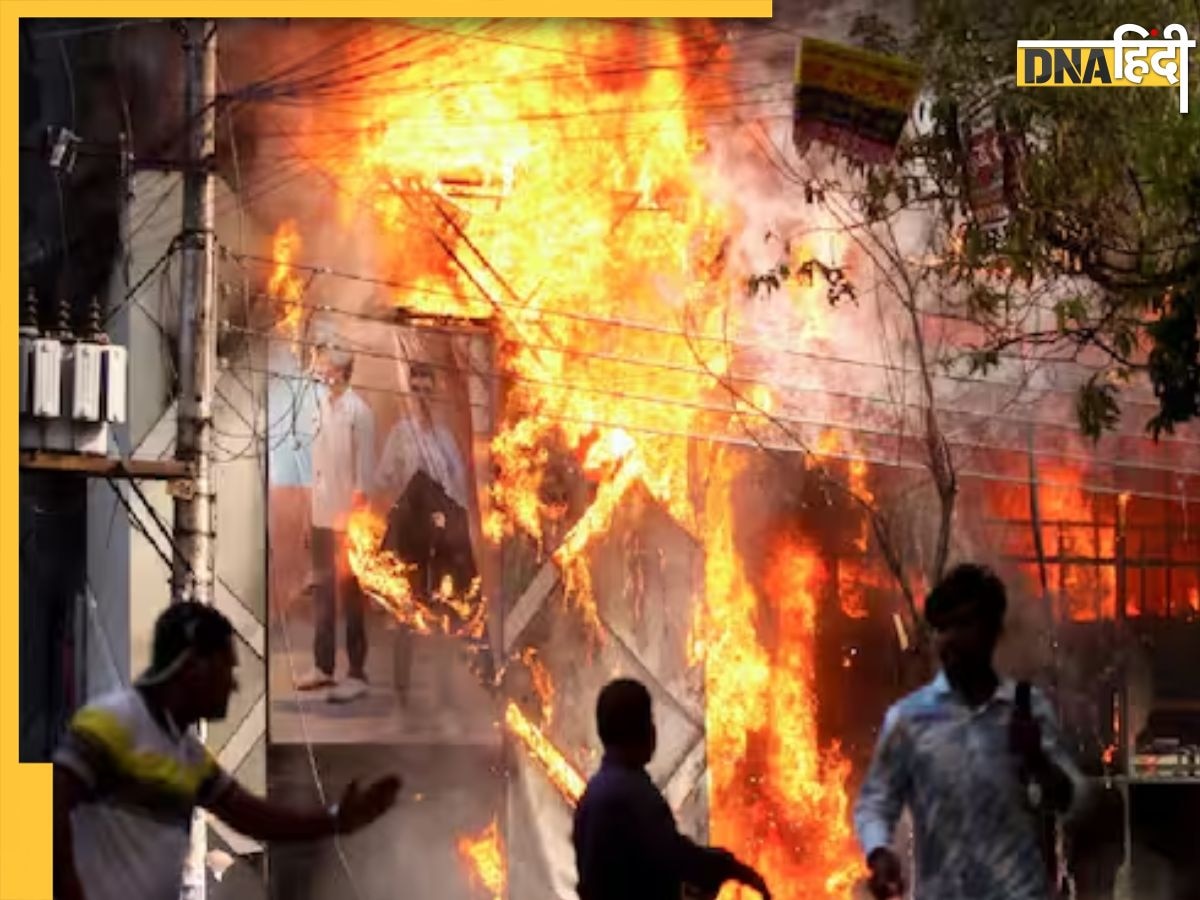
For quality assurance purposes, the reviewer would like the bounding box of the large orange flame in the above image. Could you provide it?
[700,458,862,898]
[988,465,1116,621]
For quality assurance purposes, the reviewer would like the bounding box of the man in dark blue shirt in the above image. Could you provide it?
[572,679,771,900]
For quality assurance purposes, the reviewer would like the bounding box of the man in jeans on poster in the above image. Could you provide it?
[297,346,376,703]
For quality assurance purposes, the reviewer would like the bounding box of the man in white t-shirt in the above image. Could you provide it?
[300,347,376,703]
[54,602,400,900]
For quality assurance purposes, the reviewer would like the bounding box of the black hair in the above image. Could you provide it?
[596,678,653,748]
[148,602,234,678]
[924,563,1007,631]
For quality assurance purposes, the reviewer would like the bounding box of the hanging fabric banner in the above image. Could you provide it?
[961,102,1011,230]
[793,37,923,164]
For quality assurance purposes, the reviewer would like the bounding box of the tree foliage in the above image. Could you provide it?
[862,0,1200,438]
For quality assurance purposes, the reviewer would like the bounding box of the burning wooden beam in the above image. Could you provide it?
[504,701,587,806]
[503,561,560,656]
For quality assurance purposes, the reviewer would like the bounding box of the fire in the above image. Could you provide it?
[345,508,486,637]
[583,428,636,473]
[812,430,877,619]
[553,449,646,639]
[702,458,861,898]
[520,647,556,726]
[290,21,861,896]
[457,818,507,900]
[1035,466,1117,620]
[267,220,305,337]
[504,701,586,806]
[989,465,1116,621]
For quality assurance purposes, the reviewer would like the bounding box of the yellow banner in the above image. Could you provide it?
[796,38,923,111]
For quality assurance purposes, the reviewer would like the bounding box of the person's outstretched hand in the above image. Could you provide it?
[335,775,402,834]
[742,867,771,899]
[866,847,905,899]
[731,858,771,899]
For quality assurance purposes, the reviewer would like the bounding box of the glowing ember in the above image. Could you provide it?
[504,701,586,806]
[457,818,507,900]
[346,508,486,637]
[267,220,305,337]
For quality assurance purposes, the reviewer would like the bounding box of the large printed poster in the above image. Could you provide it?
[266,313,504,900]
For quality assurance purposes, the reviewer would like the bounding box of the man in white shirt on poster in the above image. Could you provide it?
[298,346,376,704]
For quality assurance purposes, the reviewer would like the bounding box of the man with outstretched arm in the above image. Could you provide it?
[54,602,401,900]
[573,678,771,900]
[854,563,1083,899]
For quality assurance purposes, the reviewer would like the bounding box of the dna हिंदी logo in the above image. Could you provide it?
[1016,24,1195,113]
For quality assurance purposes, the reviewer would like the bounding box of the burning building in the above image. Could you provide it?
[52,13,1196,900]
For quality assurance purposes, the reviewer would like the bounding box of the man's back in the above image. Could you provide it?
[573,758,727,900]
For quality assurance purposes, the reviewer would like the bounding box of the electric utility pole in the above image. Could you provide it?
[173,18,218,900]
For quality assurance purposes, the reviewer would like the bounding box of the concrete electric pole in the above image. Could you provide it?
[172,18,218,608]
[173,18,218,900]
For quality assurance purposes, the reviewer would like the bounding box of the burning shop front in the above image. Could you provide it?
[239,17,1200,900]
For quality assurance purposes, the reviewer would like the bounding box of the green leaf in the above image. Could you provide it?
[1075,374,1121,441]
[1053,297,1087,333]
[966,285,1003,320]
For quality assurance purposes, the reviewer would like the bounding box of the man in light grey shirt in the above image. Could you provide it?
[854,564,1083,900]
[374,360,481,697]
[374,360,469,511]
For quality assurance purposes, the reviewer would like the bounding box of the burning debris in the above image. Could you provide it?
[457,818,508,900]
[346,507,486,639]
[519,647,556,728]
